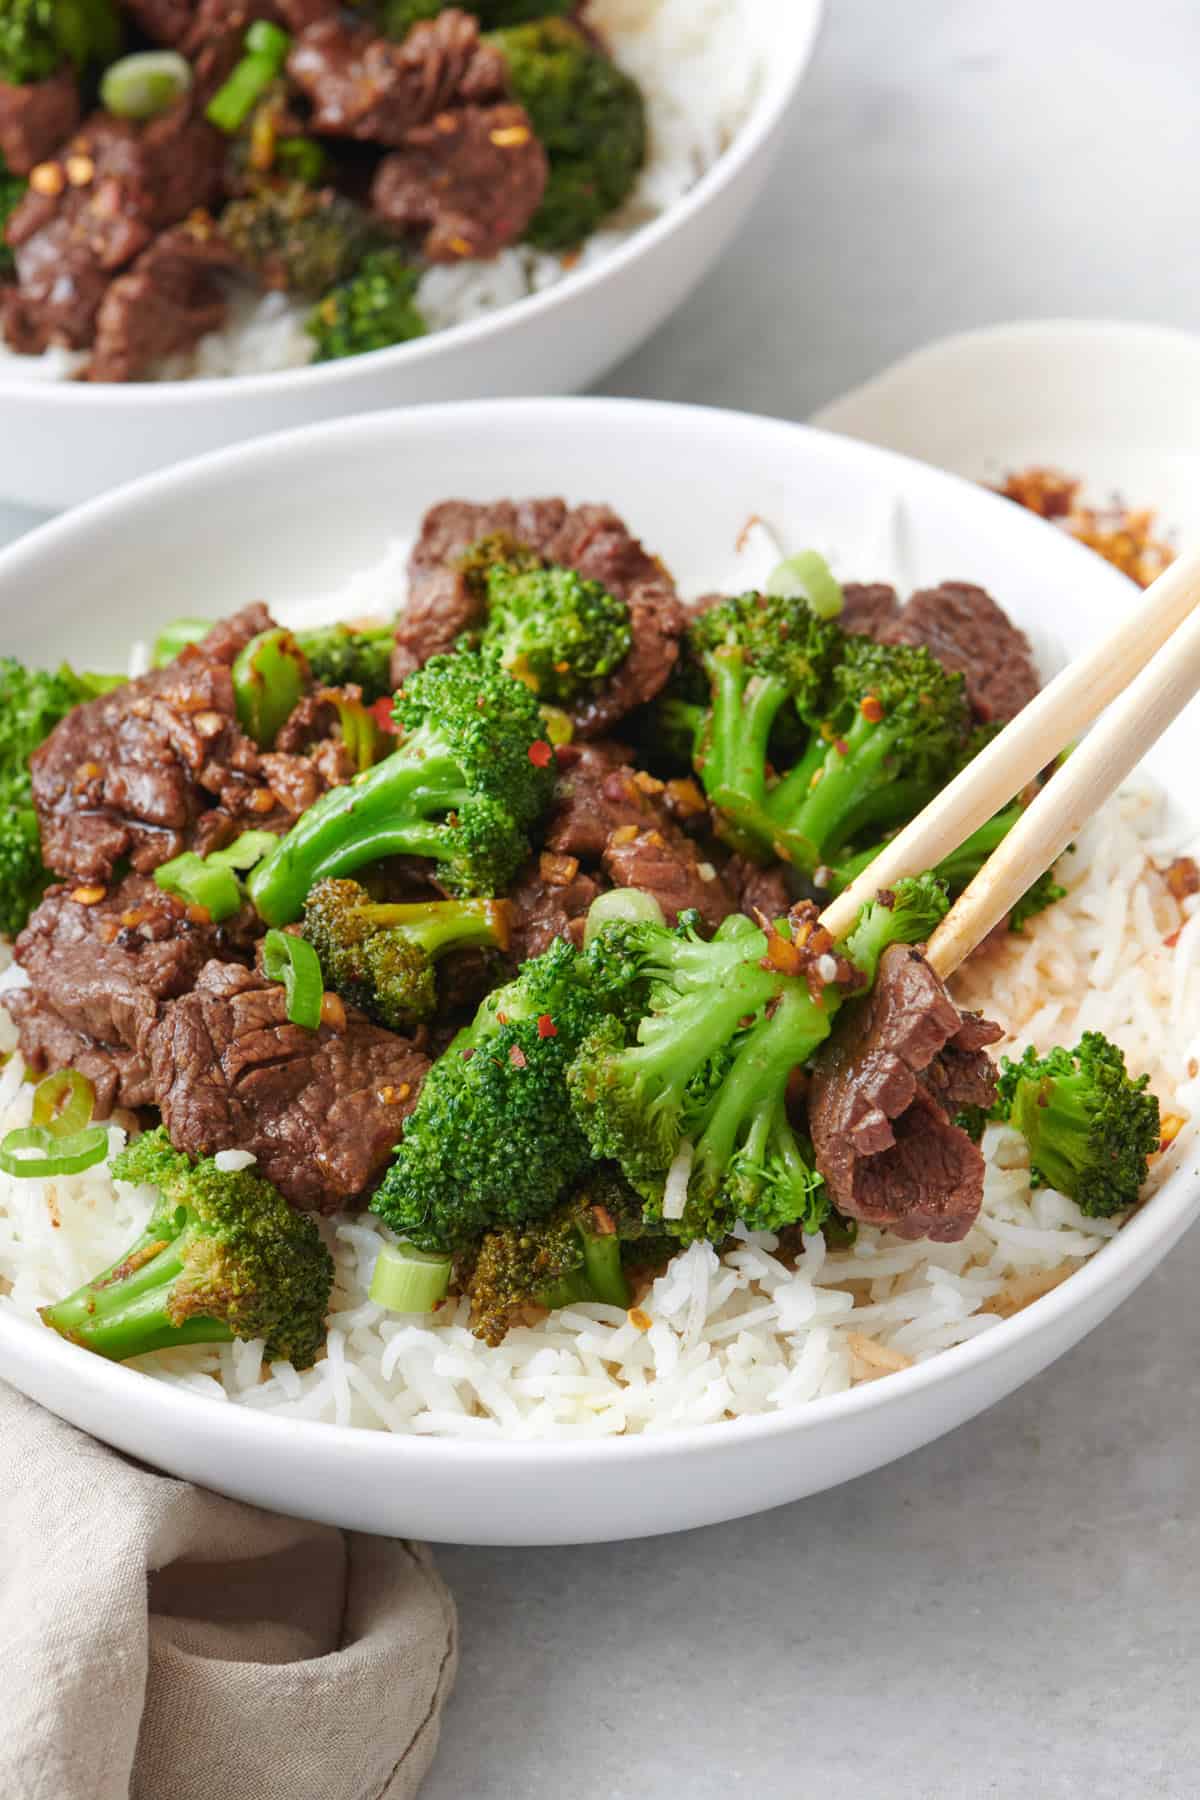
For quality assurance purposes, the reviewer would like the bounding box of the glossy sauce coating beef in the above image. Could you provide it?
[808,943,1002,1242]
[9,875,261,1115]
[287,10,507,143]
[371,101,547,262]
[147,959,429,1212]
[0,69,81,177]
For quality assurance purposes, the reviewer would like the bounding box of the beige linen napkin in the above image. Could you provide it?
[0,1380,457,1800]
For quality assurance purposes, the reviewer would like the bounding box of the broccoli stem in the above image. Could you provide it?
[776,711,912,869]
[248,734,474,925]
[700,650,788,856]
[41,1228,233,1361]
[691,983,833,1198]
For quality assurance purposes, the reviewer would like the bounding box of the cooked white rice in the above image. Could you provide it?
[0,0,768,386]
[2,773,1195,1438]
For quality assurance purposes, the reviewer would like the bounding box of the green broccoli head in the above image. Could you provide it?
[995,1031,1161,1217]
[293,622,395,704]
[840,872,951,987]
[247,649,556,922]
[308,247,427,362]
[488,19,646,250]
[0,0,119,85]
[220,182,373,298]
[472,554,633,707]
[568,910,835,1243]
[39,1129,334,1368]
[302,876,512,1030]
[0,801,47,939]
[371,937,602,1252]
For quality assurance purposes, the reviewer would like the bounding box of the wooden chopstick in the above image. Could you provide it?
[818,542,1200,943]
[924,592,1200,977]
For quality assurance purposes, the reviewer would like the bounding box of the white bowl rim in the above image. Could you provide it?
[0,0,825,407]
[0,391,1194,1474]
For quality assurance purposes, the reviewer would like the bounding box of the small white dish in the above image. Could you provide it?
[0,0,823,512]
[812,319,1200,553]
[1,397,1196,1544]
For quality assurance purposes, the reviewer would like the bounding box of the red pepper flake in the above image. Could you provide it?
[461,1047,475,1062]
[496,1011,508,1025]
[370,696,398,734]
[509,1044,528,1069]
[833,737,849,757]
[528,739,553,768]
[537,1013,557,1038]
[860,694,884,724]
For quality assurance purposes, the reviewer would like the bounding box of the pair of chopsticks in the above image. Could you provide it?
[818,544,1200,979]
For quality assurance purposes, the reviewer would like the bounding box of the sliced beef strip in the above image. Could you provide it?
[371,101,547,262]
[544,741,646,862]
[147,959,429,1213]
[507,851,604,962]
[724,853,793,923]
[4,105,226,352]
[395,498,684,733]
[287,10,507,144]
[13,874,260,1056]
[3,992,156,1117]
[0,68,80,178]
[87,221,236,382]
[839,581,901,640]
[30,603,348,883]
[880,580,1039,725]
[602,826,733,934]
[198,601,275,667]
[808,943,1002,1243]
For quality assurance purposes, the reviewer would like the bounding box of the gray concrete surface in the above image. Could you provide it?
[3,2,1198,1793]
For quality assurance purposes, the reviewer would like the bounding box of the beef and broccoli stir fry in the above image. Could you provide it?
[0,498,1160,1368]
[0,1,646,379]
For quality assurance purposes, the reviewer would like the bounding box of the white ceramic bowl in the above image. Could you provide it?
[0,1,823,513]
[813,319,1200,553]
[1,398,1196,1545]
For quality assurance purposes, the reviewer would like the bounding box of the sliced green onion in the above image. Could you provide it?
[207,830,279,872]
[370,1240,451,1313]
[152,617,210,667]
[539,704,574,747]
[246,19,292,57]
[262,928,324,1030]
[0,1125,109,1179]
[101,51,192,121]
[32,1069,95,1139]
[275,136,326,183]
[154,851,243,922]
[583,887,666,946]
[766,550,844,620]
[232,627,308,748]
[206,22,292,134]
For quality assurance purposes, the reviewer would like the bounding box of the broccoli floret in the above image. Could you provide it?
[0,658,119,937]
[839,872,952,987]
[39,1129,333,1367]
[247,650,555,923]
[693,605,970,876]
[0,0,119,85]
[0,155,24,280]
[294,621,396,704]
[302,876,511,1029]
[488,20,646,250]
[220,182,373,297]
[372,937,602,1251]
[994,1032,1161,1217]
[458,1177,637,1346]
[469,552,632,707]
[308,246,426,362]
[568,882,949,1243]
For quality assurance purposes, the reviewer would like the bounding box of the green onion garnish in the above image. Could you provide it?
[151,618,210,667]
[206,22,292,134]
[583,887,666,946]
[100,50,192,121]
[153,851,243,922]
[206,830,279,872]
[262,928,324,1030]
[766,550,844,620]
[369,1240,452,1314]
[231,627,308,748]
[0,1124,109,1179]
[31,1069,95,1139]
